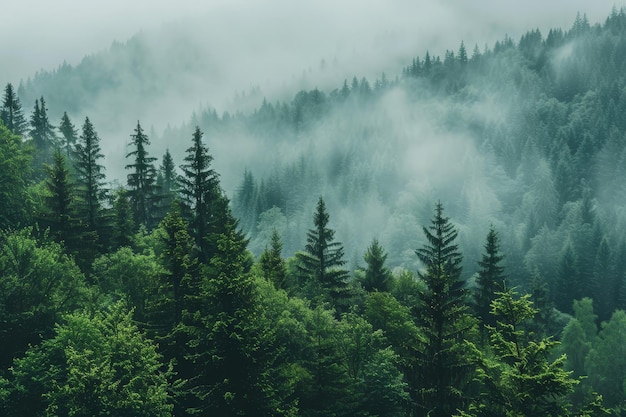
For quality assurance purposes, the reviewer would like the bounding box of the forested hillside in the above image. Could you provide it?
[3,7,626,416]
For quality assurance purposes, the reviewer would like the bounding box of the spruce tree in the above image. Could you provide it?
[111,188,135,249]
[73,117,106,261]
[126,121,158,229]
[414,201,476,417]
[295,197,350,311]
[155,148,177,217]
[464,290,578,417]
[58,111,78,159]
[474,226,506,329]
[38,150,82,259]
[29,96,56,177]
[259,229,287,290]
[178,126,220,263]
[0,83,27,136]
[359,238,392,292]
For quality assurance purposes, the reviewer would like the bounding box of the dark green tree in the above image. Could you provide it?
[259,228,288,290]
[0,123,31,229]
[178,126,220,263]
[474,226,506,329]
[37,149,88,266]
[126,121,159,229]
[111,188,135,249]
[0,229,88,372]
[58,111,78,158]
[295,197,350,311]
[29,96,56,178]
[414,201,477,417]
[155,148,177,217]
[0,83,27,136]
[74,117,106,232]
[358,238,393,292]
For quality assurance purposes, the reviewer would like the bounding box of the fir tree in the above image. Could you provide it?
[178,126,220,263]
[414,201,477,417]
[259,229,287,290]
[474,226,506,329]
[58,111,78,159]
[155,148,177,216]
[0,83,27,136]
[73,117,106,262]
[295,197,350,311]
[29,96,56,177]
[359,238,392,292]
[126,121,159,229]
[464,289,578,417]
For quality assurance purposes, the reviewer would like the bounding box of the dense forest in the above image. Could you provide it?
[4,7,626,416]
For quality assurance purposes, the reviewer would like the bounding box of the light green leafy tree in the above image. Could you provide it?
[7,302,172,416]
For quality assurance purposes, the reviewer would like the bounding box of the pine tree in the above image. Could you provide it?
[295,197,350,311]
[464,290,578,416]
[259,229,287,290]
[178,126,220,263]
[29,96,56,177]
[58,111,78,159]
[474,226,506,329]
[73,117,106,262]
[0,122,31,229]
[38,150,82,257]
[359,238,392,292]
[0,83,27,136]
[111,188,135,249]
[414,201,477,417]
[126,121,159,229]
[155,148,177,216]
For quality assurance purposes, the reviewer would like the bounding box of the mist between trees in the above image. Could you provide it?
[2,7,626,416]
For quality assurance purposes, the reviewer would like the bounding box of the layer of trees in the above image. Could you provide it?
[4,7,626,416]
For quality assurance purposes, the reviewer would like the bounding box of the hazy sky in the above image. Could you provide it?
[3,0,622,89]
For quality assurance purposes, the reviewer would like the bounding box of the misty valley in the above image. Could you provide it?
[3,6,626,417]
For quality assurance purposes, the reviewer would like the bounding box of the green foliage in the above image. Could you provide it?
[295,197,350,312]
[92,246,165,322]
[0,229,88,371]
[414,202,477,417]
[126,121,159,229]
[358,238,393,292]
[28,96,57,179]
[74,117,107,235]
[7,302,172,416]
[259,228,288,290]
[0,83,27,136]
[475,226,506,329]
[178,126,220,263]
[0,122,32,229]
[467,289,577,416]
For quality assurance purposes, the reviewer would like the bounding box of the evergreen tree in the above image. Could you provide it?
[0,83,27,136]
[464,290,578,417]
[0,122,31,229]
[126,121,159,229]
[178,126,220,263]
[29,96,56,177]
[474,226,506,329]
[155,148,177,217]
[58,111,78,159]
[111,188,135,249]
[74,117,106,232]
[295,197,350,311]
[38,150,82,258]
[259,229,287,290]
[359,238,393,292]
[414,201,477,417]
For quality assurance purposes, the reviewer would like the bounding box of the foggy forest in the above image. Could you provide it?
[3,2,626,416]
